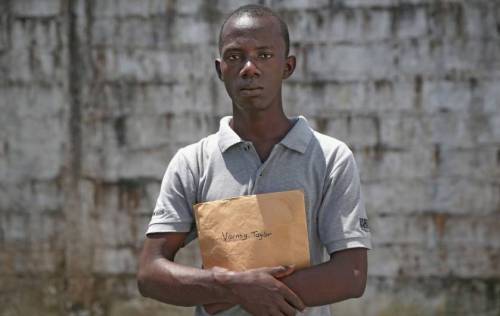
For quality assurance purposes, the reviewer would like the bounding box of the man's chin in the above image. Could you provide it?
[234,99,272,113]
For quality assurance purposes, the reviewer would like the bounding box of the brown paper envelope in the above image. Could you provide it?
[193,190,310,271]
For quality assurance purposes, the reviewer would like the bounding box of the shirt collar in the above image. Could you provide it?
[279,116,313,154]
[218,116,244,152]
[217,115,313,154]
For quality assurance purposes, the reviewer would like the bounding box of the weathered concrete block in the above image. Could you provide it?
[395,38,442,76]
[1,212,27,243]
[11,0,61,17]
[348,116,380,148]
[362,9,393,41]
[11,19,60,50]
[97,47,215,83]
[321,116,350,142]
[428,112,477,147]
[367,246,401,277]
[429,178,499,215]
[122,115,172,148]
[282,82,319,117]
[174,1,204,15]
[344,0,396,7]
[321,81,366,112]
[370,214,433,247]
[271,0,330,10]
[262,6,391,45]
[80,124,173,182]
[0,181,63,214]
[422,79,472,113]
[94,0,165,18]
[286,8,387,43]
[118,148,179,180]
[437,146,500,181]
[306,43,396,81]
[329,8,366,43]
[392,5,427,39]
[379,113,428,148]
[91,17,116,47]
[482,79,500,113]
[167,16,214,46]
[2,116,64,181]
[440,215,500,249]
[3,49,32,82]
[108,298,194,316]
[364,78,416,111]
[475,114,500,145]
[362,179,430,215]
[356,146,435,181]
[440,38,488,74]
[0,13,8,52]
[463,2,499,39]
[116,18,156,48]
[29,181,64,213]
[93,247,137,274]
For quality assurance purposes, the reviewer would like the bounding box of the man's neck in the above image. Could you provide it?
[230,107,292,144]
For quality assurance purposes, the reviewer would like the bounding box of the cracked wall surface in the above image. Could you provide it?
[0,0,499,315]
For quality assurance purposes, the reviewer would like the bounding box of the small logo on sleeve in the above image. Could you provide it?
[153,209,167,216]
[359,218,370,232]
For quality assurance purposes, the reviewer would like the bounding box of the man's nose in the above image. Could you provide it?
[239,59,261,78]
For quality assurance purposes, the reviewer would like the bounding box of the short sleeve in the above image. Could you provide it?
[146,149,197,237]
[318,147,372,254]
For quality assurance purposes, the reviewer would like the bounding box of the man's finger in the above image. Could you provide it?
[212,266,229,273]
[269,306,287,316]
[203,302,234,315]
[279,283,305,311]
[272,265,295,279]
[276,297,298,316]
[253,265,287,275]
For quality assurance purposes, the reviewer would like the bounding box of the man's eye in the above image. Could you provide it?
[259,53,273,59]
[227,54,241,61]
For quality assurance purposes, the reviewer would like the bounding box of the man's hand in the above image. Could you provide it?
[206,265,305,316]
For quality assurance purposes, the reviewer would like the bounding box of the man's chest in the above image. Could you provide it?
[194,145,328,221]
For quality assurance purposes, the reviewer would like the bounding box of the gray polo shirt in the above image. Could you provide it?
[147,116,371,316]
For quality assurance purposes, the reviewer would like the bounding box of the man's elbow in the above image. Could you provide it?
[136,266,153,298]
[350,283,366,298]
[349,268,367,298]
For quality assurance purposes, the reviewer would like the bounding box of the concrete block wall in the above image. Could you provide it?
[0,0,499,315]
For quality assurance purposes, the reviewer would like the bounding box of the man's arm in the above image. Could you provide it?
[282,247,367,306]
[137,232,305,315]
[204,247,367,314]
[137,232,226,306]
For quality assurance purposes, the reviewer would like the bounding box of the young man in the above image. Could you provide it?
[137,5,371,316]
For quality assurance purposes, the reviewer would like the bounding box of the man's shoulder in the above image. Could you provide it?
[309,128,353,162]
[175,131,220,163]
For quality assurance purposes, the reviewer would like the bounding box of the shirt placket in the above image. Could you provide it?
[244,143,281,194]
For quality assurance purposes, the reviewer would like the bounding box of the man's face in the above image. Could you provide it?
[216,15,295,112]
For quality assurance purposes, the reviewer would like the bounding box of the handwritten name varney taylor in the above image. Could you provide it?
[221,230,272,242]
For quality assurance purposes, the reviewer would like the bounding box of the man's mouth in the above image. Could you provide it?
[240,87,263,91]
[240,87,263,96]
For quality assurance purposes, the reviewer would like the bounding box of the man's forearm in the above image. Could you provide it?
[204,248,367,314]
[137,257,231,306]
[138,234,305,314]
[281,248,367,307]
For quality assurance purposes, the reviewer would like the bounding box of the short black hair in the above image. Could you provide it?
[218,4,290,56]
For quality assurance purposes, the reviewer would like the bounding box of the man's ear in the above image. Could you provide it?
[215,58,223,81]
[282,55,296,80]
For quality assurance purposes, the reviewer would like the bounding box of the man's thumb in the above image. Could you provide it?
[267,265,295,278]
